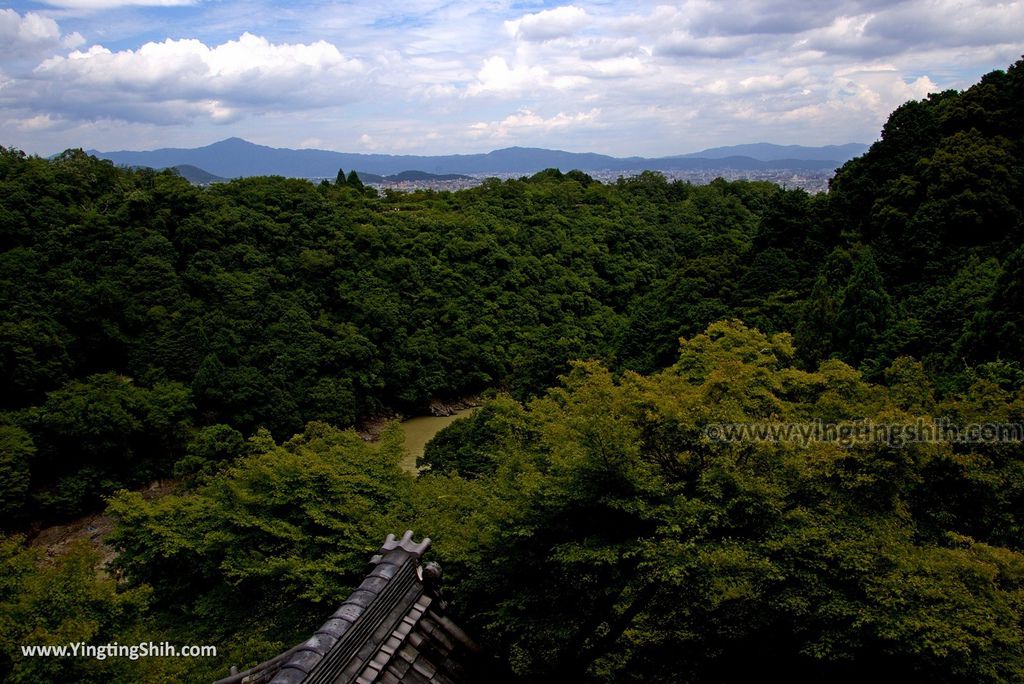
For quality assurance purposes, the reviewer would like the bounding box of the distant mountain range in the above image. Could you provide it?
[88,138,870,179]
[170,164,226,184]
[353,170,474,184]
[162,163,473,185]
[679,142,869,161]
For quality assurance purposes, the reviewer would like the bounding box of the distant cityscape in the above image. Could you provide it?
[92,138,860,195]
[351,167,834,193]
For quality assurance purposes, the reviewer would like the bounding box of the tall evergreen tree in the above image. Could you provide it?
[346,169,364,191]
[794,273,837,367]
[835,247,892,367]
[964,244,1024,363]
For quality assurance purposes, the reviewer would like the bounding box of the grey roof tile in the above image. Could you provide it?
[311,630,339,652]
[332,604,362,622]
[427,626,454,654]
[400,666,430,684]
[417,615,438,637]
[269,666,307,684]
[407,631,425,649]
[381,635,402,655]
[299,634,331,656]
[359,576,390,594]
[369,563,401,581]
[285,649,322,674]
[217,532,482,684]
[397,644,418,665]
[393,621,413,641]
[411,657,437,679]
[344,589,378,609]
[387,655,412,678]
[370,650,391,670]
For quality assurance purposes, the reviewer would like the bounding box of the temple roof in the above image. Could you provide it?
[216,532,480,684]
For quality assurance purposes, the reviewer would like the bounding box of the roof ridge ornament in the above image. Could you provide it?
[379,530,431,557]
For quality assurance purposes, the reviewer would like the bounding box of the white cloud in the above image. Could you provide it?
[578,37,643,61]
[715,66,939,133]
[466,55,588,96]
[798,14,885,55]
[35,0,197,9]
[358,133,379,150]
[14,113,62,132]
[698,68,813,95]
[0,9,63,58]
[864,1,1024,51]
[656,31,753,58]
[505,5,590,42]
[417,83,459,99]
[584,56,648,79]
[672,0,877,39]
[9,33,364,125]
[607,5,683,36]
[470,107,601,139]
[467,56,546,95]
[62,32,87,49]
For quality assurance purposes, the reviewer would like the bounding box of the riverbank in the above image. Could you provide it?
[25,402,483,561]
[355,395,482,442]
[355,397,482,473]
[27,478,179,571]
[398,407,478,473]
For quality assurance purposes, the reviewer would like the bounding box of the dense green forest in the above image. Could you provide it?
[1,59,1023,682]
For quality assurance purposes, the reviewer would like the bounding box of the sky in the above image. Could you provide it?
[0,1,1021,157]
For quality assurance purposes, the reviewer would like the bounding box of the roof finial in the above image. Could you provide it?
[378,530,431,557]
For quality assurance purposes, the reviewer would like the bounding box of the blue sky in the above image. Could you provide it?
[1,0,1021,156]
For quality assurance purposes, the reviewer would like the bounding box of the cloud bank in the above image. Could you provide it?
[0,1,1020,155]
[19,33,363,124]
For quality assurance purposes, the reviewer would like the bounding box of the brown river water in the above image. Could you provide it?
[398,407,477,473]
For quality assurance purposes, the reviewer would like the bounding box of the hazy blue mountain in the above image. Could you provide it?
[681,142,869,162]
[89,138,623,177]
[655,156,844,170]
[88,137,862,178]
[330,170,474,184]
[156,163,472,185]
[351,171,385,183]
[170,164,227,184]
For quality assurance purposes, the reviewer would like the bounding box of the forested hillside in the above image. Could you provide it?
[1,59,1023,683]
[0,148,792,520]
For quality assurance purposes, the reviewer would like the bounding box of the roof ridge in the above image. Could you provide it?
[215,531,484,684]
